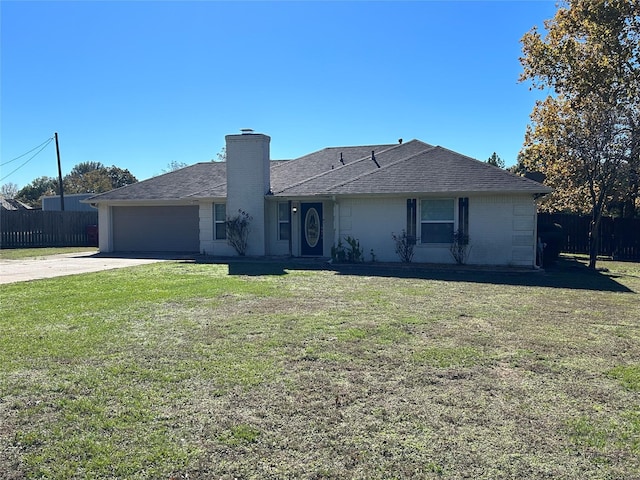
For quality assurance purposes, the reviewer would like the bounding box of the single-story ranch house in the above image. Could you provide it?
[87,130,551,266]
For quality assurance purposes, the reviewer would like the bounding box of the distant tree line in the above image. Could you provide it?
[6,145,229,208]
[12,162,138,208]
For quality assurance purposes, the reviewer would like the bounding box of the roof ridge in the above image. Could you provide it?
[273,140,428,194]
[323,143,397,152]
[325,144,438,192]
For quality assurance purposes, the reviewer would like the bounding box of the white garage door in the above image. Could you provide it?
[112,206,199,252]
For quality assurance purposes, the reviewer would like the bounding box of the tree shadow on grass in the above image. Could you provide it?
[330,257,634,293]
[227,262,289,276]
[219,256,635,293]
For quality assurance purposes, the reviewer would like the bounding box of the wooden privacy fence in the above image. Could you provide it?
[539,213,640,261]
[0,210,99,249]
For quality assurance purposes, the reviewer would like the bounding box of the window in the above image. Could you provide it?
[420,198,454,243]
[214,203,226,240]
[278,202,290,241]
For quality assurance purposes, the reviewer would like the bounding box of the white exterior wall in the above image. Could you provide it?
[98,204,113,252]
[265,200,292,256]
[335,197,406,262]
[225,133,270,256]
[468,195,536,267]
[200,202,240,256]
[198,203,214,255]
[335,197,461,264]
[333,194,538,266]
[199,202,213,254]
[291,201,301,256]
[320,201,334,257]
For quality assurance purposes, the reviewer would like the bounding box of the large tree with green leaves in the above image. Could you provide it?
[16,163,138,207]
[65,162,112,193]
[64,162,138,194]
[105,166,138,189]
[519,0,640,268]
[16,176,58,207]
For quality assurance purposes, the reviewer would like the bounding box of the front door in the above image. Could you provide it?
[301,202,323,256]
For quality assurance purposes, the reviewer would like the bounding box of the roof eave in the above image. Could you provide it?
[85,198,217,206]
[272,188,551,198]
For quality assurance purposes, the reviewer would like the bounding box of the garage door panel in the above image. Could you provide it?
[113,206,199,252]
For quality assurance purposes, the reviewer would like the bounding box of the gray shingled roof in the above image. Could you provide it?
[270,143,396,192]
[276,144,551,196]
[89,140,550,202]
[272,140,436,195]
[88,162,227,201]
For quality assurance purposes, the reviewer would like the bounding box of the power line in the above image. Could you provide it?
[0,137,54,167]
[0,138,55,183]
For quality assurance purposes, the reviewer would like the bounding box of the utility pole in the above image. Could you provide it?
[55,132,64,211]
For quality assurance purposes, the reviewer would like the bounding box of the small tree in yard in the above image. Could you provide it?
[226,210,252,256]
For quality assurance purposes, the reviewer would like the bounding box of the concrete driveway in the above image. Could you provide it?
[0,252,168,284]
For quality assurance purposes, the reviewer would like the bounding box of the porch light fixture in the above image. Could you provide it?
[292,206,298,214]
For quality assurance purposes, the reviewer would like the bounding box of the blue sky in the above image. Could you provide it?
[1,1,557,190]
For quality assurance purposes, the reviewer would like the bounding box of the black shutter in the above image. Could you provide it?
[458,197,469,244]
[288,200,293,255]
[406,199,417,245]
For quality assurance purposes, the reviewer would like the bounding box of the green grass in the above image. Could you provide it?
[0,247,97,260]
[608,365,640,391]
[1,258,639,479]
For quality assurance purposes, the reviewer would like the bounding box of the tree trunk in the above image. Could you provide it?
[588,210,602,269]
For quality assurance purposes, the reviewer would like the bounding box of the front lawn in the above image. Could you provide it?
[1,258,638,479]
